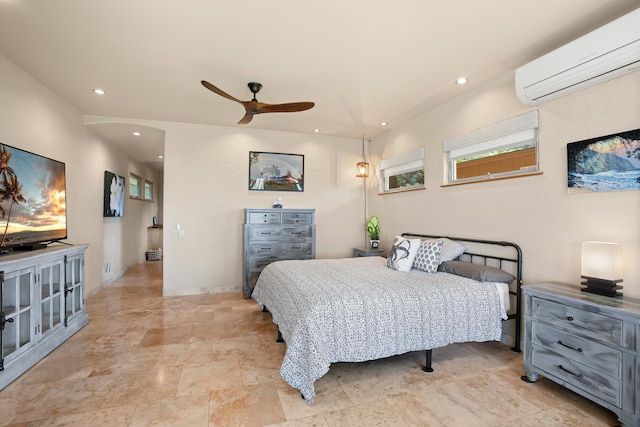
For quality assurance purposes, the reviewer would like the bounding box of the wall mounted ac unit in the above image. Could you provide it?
[515,8,640,106]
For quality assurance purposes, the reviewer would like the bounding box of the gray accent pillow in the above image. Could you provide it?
[412,239,443,273]
[426,238,467,262]
[438,260,515,283]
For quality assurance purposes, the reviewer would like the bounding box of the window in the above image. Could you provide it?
[380,147,425,193]
[129,174,141,198]
[144,181,153,201]
[129,173,154,201]
[443,110,539,184]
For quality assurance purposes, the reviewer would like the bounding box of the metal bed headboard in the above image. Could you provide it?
[401,233,523,353]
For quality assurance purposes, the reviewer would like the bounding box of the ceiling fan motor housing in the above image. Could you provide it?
[248,82,262,94]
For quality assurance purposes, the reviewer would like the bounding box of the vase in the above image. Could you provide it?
[370,239,380,248]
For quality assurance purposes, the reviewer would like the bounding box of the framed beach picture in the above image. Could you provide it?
[248,151,304,192]
[567,128,640,193]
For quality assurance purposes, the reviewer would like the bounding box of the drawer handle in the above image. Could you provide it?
[558,340,583,353]
[566,316,574,321]
[557,364,583,379]
[291,246,302,249]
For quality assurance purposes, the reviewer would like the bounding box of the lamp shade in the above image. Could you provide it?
[356,161,369,178]
[581,241,623,281]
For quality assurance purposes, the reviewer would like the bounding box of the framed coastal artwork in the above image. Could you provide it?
[248,151,304,192]
[567,128,640,193]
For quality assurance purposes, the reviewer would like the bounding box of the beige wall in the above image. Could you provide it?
[369,71,640,297]
[157,122,364,296]
[0,54,159,294]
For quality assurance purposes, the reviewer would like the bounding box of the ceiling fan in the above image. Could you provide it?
[201,80,315,125]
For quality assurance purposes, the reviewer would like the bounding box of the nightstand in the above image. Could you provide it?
[522,282,640,427]
[352,247,386,257]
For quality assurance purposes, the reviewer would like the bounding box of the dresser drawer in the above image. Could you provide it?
[532,298,622,346]
[248,256,281,272]
[282,212,313,225]
[249,242,281,256]
[282,226,313,239]
[532,321,621,378]
[531,346,620,407]
[248,212,282,224]
[249,226,282,240]
[281,242,312,256]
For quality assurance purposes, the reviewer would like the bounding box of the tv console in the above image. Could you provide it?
[0,244,88,390]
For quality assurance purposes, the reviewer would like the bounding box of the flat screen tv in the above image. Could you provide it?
[0,143,67,251]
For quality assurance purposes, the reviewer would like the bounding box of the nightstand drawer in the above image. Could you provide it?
[532,321,621,378]
[532,298,622,346]
[531,346,620,407]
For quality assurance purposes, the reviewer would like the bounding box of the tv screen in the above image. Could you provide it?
[0,143,67,250]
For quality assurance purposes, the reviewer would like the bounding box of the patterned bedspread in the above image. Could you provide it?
[252,256,503,403]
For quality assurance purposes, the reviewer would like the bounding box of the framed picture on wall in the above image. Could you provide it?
[567,128,640,193]
[248,151,304,191]
[104,170,125,217]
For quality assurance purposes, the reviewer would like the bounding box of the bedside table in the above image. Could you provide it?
[352,247,386,257]
[522,282,640,427]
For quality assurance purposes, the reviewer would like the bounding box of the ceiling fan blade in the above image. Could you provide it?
[201,80,243,103]
[237,112,254,125]
[259,102,315,113]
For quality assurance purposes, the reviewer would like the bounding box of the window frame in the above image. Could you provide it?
[380,147,425,193]
[129,173,154,201]
[129,173,142,199]
[443,110,540,185]
[143,180,154,201]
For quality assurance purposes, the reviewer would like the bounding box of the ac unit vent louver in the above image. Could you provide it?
[516,8,640,106]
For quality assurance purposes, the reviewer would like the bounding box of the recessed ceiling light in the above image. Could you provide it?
[93,88,106,95]
[313,129,320,133]
[380,122,388,126]
[158,155,163,159]
[455,77,468,85]
[132,132,141,136]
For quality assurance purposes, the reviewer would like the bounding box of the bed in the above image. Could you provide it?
[251,233,522,403]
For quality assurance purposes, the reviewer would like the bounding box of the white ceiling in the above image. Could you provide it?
[0,0,638,170]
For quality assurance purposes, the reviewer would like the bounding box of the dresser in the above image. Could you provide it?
[243,208,315,298]
[522,282,640,427]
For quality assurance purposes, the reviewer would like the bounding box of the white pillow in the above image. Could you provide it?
[386,236,421,272]
[412,239,444,273]
[427,238,467,262]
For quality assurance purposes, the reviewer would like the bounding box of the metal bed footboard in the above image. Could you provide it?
[401,233,523,357]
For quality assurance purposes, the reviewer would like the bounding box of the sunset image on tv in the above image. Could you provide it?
[0,144,66,249]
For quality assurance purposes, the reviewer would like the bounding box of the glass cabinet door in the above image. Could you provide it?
[1,268,35,368]
[64,255,84,322]
[39,261,64,337]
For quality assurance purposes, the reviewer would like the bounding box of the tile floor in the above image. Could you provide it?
[0,261,619,426]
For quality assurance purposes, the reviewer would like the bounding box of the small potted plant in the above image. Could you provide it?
[366,215,380,248]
